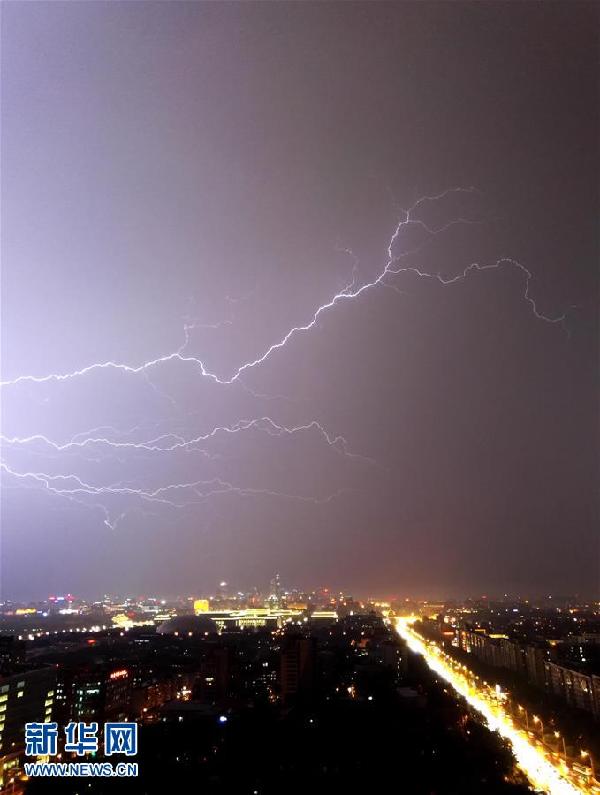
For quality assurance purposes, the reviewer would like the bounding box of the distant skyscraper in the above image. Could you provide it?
[269,574,282,606]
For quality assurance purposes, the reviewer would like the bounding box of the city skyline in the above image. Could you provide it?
[0,584,597,792]
[2,583,599,607]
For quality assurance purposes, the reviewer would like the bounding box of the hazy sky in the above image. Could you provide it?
[2,1,598,600]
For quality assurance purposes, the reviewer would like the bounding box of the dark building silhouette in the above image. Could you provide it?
[0,666,56,788]
[55,665,131,724]
[280,637,315,704]
[0,637,25,675]
[197,647,230,702]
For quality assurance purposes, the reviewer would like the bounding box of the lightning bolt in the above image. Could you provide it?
[1,188,571,531]
[0,462,349,531]
[0,188,567,391]
[1,416,371,463]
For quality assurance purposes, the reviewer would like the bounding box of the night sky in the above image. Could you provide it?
[1,2,598,600]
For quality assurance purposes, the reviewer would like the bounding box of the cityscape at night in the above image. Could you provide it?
[1,1,598,793]
[0,585,598,792]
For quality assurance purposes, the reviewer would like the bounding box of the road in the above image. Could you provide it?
[394,617,598,795]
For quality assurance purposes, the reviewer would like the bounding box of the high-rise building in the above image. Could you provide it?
[269,574,283,607]
[0,666,56,784]
[55,665,131,724]
[280,637,315,704]
[198,647,230,702]
[0,637,25,675]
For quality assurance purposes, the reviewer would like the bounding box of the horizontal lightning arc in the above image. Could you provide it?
[1,417,373,464]
[0,462,349,511]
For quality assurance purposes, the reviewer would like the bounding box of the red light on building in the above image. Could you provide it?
[109,669,128,680]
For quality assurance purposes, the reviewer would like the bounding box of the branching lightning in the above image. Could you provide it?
[0,188,566,391]
[0,462,348,531]
[1,416,369,462]
[1,188,570,530]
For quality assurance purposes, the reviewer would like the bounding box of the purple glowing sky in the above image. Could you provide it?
[1,2,598,599]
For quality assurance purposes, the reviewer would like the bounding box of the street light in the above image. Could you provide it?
[554,731,567,761]
[532,714,544,737]
[581,750,596,781]
[517,704,529,731]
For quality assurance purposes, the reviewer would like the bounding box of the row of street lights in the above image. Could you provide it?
[512,702,596,781]
[399,620,599,792]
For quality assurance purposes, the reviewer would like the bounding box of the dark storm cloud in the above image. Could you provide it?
[1,2,598,599]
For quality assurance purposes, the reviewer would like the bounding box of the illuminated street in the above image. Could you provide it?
[395,618,599,795]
